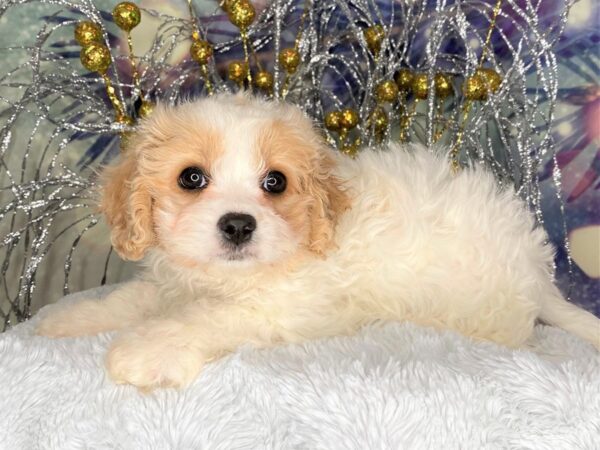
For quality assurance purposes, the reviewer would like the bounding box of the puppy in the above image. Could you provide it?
[36,93,600,390]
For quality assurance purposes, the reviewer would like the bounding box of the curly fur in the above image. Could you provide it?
[36,93,600,390]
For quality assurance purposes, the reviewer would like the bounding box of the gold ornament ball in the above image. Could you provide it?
[221,0,236,11]
[279,48,301,74]
[138,101,154,118]
[190,40,213,65]
[228,60,248,83]
[464,74,487,101]
[340,108,360,129]
[363,25,385,55]
[434,73,453,99]
[477,68,502,94]
[80,43,111,73]
[412,73,429,100]
[369,107,388,134]
[112,2,141,32]
[395,68,414,92]
[324,111,343,132]
[74,21,103,46]
[375,80,399,103]
[222,0,243,13]
[254,71,274,91]
[227,0,255,29]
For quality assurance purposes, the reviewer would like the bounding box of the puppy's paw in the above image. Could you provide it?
[35,300,113,338]
[106,325,204,390]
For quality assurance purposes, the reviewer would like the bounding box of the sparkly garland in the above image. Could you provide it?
[0,0,573,329]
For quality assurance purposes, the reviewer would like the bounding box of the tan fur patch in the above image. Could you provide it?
[100,104,224,260]
[256,119,350,255]
[100,150,155,261]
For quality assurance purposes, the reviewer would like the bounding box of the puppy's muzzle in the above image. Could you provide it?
[218,213,256,246]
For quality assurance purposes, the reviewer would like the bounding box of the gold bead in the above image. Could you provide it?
[340,108,359,129]
[375,80,398,103]
[74,21,103,46]
[368,106,388,134]
[254,71,274,91]
[434,73,453,99]
[80,43,111,74]
[190,40,213,65]
[221,0,240,13]
[228,60,248,83]
[363,25,385,55]
[279,48,301,74]
[227,0,255,29]
[138,101,154,118]
[412,73,429,100]
[464,69,503,101]
[395,68,414,92]
[463,73,487,101]
[324,111,343,132]
[477,68,502,94]
[112,2,141,32]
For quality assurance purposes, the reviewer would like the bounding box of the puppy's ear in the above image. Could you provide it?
[99,147,155,261]
[306,148,350,256]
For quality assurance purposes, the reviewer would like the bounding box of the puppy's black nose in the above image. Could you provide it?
[218,213,256,246]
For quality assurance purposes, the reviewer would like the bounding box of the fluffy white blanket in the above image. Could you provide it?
[0,288,598,449]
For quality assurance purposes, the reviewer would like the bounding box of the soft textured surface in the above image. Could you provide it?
[1,288,599,450]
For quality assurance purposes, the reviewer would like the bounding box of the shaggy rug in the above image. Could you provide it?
[0,287,598,450]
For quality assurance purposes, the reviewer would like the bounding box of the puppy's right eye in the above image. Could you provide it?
[178,167,208,190]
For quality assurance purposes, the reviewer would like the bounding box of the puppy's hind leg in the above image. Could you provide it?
[35,281,158,338]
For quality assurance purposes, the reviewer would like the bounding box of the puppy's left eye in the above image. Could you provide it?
[179,167,208,190]
[262,171,287,194]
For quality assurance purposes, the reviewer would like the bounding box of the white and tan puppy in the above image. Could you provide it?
[36,94,600,390]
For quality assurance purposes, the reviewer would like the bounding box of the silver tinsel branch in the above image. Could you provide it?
[0,0,573,330]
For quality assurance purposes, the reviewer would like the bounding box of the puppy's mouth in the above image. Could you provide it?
[217,245,257,262]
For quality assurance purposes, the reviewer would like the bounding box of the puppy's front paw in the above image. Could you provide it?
[35,300,112,338]
[35,306,90,338]
[106,325,204,390]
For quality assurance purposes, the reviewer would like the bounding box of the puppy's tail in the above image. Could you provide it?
[540,287,600,350]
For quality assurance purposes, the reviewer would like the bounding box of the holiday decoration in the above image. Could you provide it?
[187,0,214,94]
[395,69,414,92]
[227,0,256,29]
[375,80,399,104]
[190,40,214,65]
[74,21,103,46]
[79,43,112,74]
[340,108,360,130]
[434,74,453,100]
[254,70,274,92]
[411,73,429,100]
[278,48,301,74]
[111,2,141,32]
[363,25,385,56]
[324,111,343,132]
[0,0,590,329]
[228,60,249,84]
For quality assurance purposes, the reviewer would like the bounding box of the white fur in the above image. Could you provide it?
[5,290,600,449]
[36,95,600,390]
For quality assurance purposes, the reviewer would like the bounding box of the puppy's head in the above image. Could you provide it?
[100,93,349,271]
